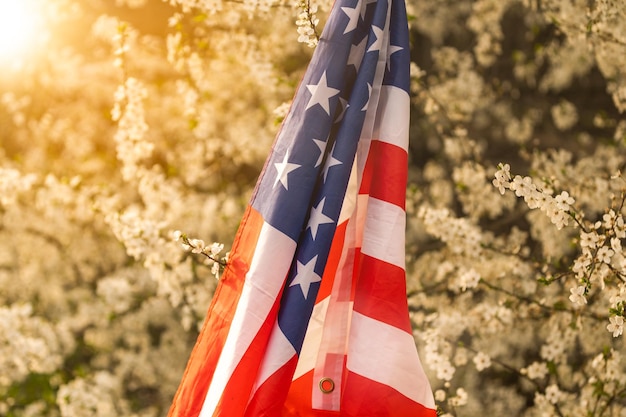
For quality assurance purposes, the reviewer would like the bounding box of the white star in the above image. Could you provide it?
[347,36,367,72]
[306,71,340,115]
[307,197,334,240]
[290,255,322,299]
[367,26,384,52]
[323,143,342,182]
[273,149,301,190]
[312,138,326,167]
[341,0,362,34]
[386,44,403,70]
[361,83,372,111]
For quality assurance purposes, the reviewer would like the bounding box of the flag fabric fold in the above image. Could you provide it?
[168,0,436,415]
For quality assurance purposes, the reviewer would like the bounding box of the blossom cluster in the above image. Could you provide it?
[404,0,626,415]
[296,0,320,48]
[493,163,575,229]
[173,230,227,278]
[0,168,37,206]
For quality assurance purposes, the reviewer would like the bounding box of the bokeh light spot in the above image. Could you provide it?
[0,0,41,63]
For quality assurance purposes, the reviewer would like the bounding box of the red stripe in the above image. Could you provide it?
[284,370,314,414]
[342,372,437,417]
[353,254,412,333]
[315,220,348,302]
[214,296,284,416]
[284,370,341,417]
[341,371,437,417]
[243,355,299,417]
[168,207,265,417]
[358,140,407,209]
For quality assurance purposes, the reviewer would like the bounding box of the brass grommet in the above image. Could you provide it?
[319,377,335,394]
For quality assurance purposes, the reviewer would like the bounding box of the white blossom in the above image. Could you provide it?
[458,269,481,291]
[449,387,469,407]
[568,285,587,307]
[473,351,492,371]
[521,361,549,380]
[607,316,624,337]
[544,384,563,404]
[551,99,578,130]
[434,389,446,402]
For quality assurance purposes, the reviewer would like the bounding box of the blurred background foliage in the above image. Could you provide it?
[1,0,626,416]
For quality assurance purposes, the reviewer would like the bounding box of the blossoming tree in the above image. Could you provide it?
[0,0,625,416]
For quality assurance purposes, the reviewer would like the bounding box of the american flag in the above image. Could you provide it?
[168,0,436,414]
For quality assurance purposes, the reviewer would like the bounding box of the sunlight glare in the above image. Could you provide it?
[0,0,41,63]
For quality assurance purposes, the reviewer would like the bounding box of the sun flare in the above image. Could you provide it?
[0,0,41,62]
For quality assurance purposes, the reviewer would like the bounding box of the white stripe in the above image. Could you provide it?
[250,322,297,396]
[293,296,330,380]
[360,197,405,268]
[347,312,436,408]
[200,222,296,417]
[373,86,410,151]
[338,153,360,225]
